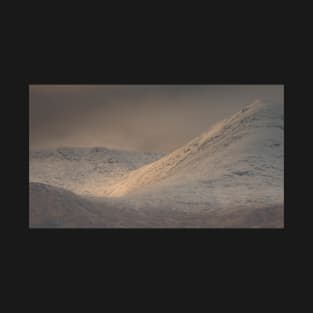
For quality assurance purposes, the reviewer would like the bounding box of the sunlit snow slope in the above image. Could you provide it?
[106,100,284,211]
[30,147,164,197]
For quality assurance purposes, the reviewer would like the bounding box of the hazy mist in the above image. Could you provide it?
[29,85,283,152]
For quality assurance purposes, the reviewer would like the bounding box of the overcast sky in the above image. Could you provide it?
[29,85,284,152]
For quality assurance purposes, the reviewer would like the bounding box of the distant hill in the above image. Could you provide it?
[30,147,164,197]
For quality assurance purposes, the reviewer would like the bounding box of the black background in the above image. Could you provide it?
[4,2,305,310]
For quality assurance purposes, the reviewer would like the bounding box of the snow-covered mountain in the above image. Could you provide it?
[30,182,283,228]
[30,146,164,197]
[29,100,284,228]
[30,182,98,227]
[106,100,284,212]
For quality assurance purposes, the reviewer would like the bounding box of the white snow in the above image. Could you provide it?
[106,100,284,211]
[29,100,284,227]
[29,147,164,197]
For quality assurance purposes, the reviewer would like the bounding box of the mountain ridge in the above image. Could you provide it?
[106,100,284,212]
